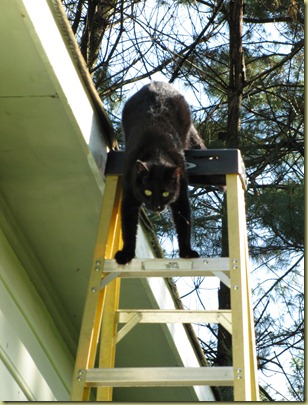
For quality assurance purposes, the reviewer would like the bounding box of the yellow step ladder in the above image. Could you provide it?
[70,149,259,401]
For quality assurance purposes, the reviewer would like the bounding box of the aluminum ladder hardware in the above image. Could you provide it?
[70,149,259,401]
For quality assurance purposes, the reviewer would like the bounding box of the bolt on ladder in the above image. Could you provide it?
[70,149,259,401]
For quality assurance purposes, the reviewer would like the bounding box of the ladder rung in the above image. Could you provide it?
[103,258,229,278]
[116,309,232,332]
[85,367,234,387]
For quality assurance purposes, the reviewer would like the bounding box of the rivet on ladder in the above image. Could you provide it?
[91,287,97,293]
[167,262,179,269]
[232,258,238,270]
[77,369,84,381]
[233,285,239,290]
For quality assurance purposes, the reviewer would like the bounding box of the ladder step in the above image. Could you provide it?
[85,367,234,387]
[103,257,230,278]
[116,309,232,334]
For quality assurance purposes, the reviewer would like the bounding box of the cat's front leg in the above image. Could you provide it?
[170,179,199,259]
[115,193,140,265]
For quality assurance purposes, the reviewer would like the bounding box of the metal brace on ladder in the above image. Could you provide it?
[70,149,259,401]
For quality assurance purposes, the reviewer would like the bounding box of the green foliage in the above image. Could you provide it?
[250,182,304,253]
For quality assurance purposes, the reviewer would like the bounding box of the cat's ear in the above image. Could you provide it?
[136,160,149,173]
[172,166,182,179]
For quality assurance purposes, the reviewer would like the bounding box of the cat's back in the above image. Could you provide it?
[122,81,192,141]
[123,81,182,115]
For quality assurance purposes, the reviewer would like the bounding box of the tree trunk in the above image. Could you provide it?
[226,0,244,149]
[217,0,244,400]
[80,0,119,71]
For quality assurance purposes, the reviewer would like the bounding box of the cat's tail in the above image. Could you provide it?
[187,125,207,149]
[187,125,226,192]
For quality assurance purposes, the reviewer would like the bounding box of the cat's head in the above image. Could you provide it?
[133,159,182,212]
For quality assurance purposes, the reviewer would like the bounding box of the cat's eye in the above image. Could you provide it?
[162,191,170,198]
[144,189,152,196]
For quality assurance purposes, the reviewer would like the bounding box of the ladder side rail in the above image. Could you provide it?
[70,175,122,400]
[244,214,260,399]
[97,278,121,400]
[226,174,259,401]
[97,199,122,401]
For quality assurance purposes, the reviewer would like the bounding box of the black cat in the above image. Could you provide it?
[115,81,206,265]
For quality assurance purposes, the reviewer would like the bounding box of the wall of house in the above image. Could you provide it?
[0,226,73,400]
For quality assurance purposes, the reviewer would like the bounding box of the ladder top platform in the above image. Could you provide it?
[105,149,247,187]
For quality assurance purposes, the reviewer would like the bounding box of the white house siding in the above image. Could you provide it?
[0,227,72,400]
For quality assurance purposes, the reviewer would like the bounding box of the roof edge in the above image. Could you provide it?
[48,0,117,150]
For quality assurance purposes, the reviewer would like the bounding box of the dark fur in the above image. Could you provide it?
[115,81,206,265]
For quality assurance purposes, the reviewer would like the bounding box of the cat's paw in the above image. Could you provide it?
[115,249,135,265]
[179,249,200,259]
